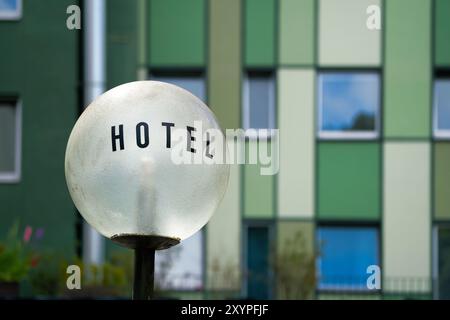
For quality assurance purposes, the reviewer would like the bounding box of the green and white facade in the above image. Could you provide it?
[1,0,450,299]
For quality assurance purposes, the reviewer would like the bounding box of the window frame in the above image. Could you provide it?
[433,79,450,139]
[317,71,381,140]
[242,70,276,140]
[0,98,22,183]
[0,0,22,20]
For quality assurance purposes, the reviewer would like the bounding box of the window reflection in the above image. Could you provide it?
[318,73,380,138]
[317,226,379,290]
[434,80,450,137]
[150,72,205,102]
[244,71,275,133]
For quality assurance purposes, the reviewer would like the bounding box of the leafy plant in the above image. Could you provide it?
[273,231,319,300]
[204,257,241,299]
[208,257,240,291]
[28,252,66,296]
[58,251,134,298]
[0,222,31,283]
[29,249,136,298]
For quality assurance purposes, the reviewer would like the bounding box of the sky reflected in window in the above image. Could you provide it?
[0,0,18,11]
[150,75,205,102]
[435,80,450,131]
[317,227,379,289]
[319,73,379,133]
[246,72,275,130]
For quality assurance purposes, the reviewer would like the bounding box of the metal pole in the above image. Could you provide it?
[83,0,106,266]
[133,247,155,300]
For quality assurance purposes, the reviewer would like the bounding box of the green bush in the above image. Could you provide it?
[28,252,66,296]
[0,222,31,283]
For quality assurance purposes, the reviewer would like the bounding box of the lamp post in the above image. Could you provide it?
[65,81,230,300]
[83,0,106,267]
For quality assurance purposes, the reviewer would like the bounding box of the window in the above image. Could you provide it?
[433,80,450,139]
[243,71,275,138]
[150,71,205,102]
[245,224,272,299]
[434,226,450,299]
[155,230,203,290]
[318,72,380,139]
[0,0,22,20]
[0,99,21,183]
[317,226,379,290]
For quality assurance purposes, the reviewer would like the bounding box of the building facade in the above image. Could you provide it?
[1,0,450,299]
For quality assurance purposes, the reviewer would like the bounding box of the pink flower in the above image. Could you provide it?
[23,226,33,243]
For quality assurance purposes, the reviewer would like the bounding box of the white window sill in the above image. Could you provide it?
[244,129,277,140]
[434,130,450,140]
[318,130,379,140]
[0,172,21,184]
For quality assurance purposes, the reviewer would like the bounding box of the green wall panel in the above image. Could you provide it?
[277,69,314,218]
[435,143,450,220]
[208,0,241,129]
[384,0,431,138]
[0,0,79,255]
[318,0,381,66]
[245,0,276,67]
[383,142,430,292]
[149,0,205,66]
[318,143,380,220]
[206,0,242,291]
[107,0,138,88]
[207,165,241,290]
[435,0,450,67]
[278,0,315,65]
[243,140,275,218]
